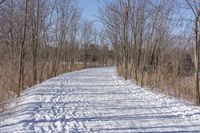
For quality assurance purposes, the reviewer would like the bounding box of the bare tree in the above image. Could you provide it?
[18,0,28,96]
[80,20,93,68]
[185,0,200,105]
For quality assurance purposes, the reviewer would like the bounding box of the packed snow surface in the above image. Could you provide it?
[1,67,200,132]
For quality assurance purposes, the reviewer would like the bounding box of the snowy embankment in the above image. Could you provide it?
[1,67,200,132]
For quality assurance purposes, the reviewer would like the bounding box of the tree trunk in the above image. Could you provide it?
[124,0,130,80]
[195,17,200,105]
[18,0,28,97]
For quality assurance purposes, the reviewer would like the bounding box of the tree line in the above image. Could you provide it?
[0,0,113,108]
[1,0,200,107]
[99,0,200,105]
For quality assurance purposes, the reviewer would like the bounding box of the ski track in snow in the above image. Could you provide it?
[1,67,200,132]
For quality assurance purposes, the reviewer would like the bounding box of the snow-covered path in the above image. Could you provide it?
[1,67,200,132]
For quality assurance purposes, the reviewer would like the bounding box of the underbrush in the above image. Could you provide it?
[0,61,85,112]
[0,61,111,112]
[117,65,196,103]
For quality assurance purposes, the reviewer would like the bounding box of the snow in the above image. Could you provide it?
[1,67,200,132]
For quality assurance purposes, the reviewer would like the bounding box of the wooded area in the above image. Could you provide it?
[99,0,200,105]
[1,0,200,109]
[0,0,113,109]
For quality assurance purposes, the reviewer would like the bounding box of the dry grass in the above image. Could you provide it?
[144,72,196,101]
[117,64,197,103]
[0,60,111,112]
[0,61,85,111]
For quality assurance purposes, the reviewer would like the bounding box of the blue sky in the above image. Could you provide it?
[79,0,100,22]
[78,0,110,30]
